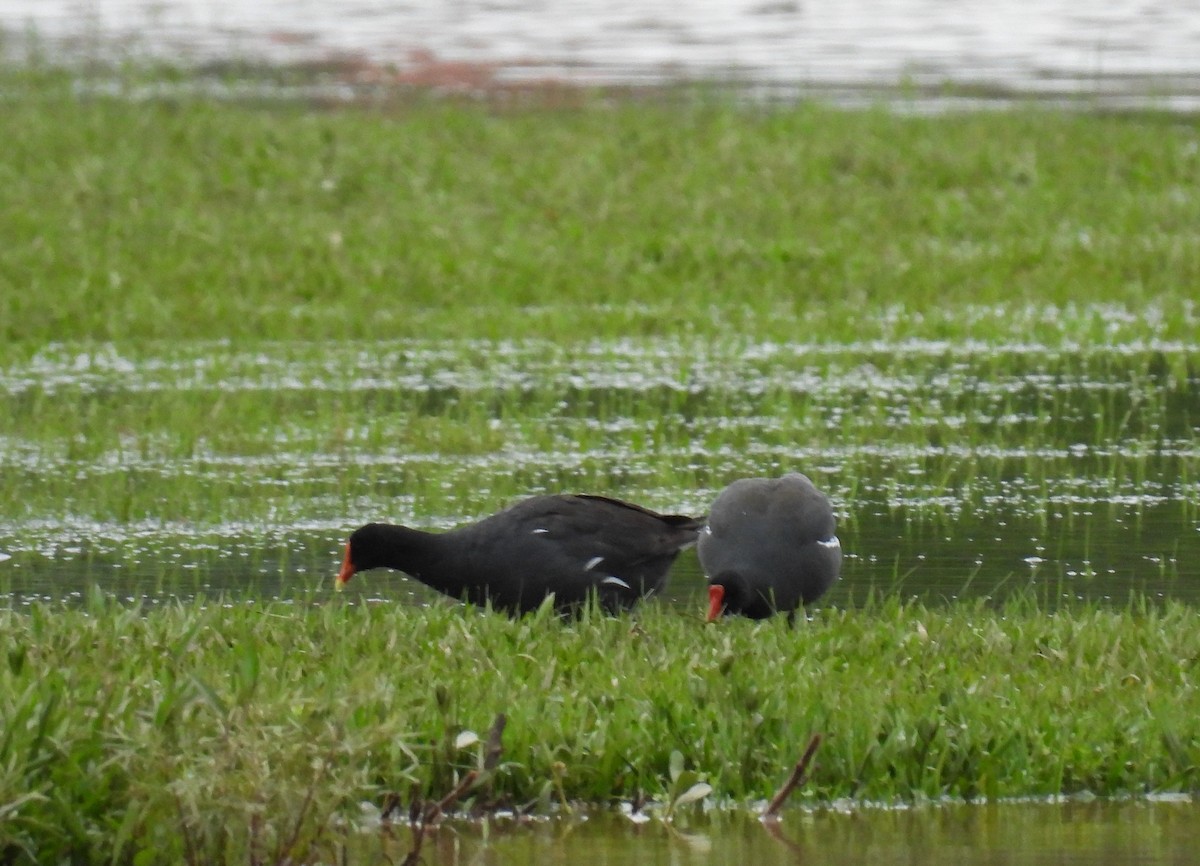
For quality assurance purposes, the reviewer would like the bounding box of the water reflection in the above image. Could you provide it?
[348,800,1199,866]
[1,334,1197,607]
[2,497,1195,608]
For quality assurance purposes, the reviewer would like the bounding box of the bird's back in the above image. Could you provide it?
[451,494,702,612]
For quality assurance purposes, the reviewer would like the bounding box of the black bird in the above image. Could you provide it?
[699,473,841,621]
[336,494,703,614]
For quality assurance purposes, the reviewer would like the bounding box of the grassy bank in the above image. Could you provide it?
[2,70,1199,351]
[2,594,1199,863]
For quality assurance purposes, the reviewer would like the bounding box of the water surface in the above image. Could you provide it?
[353,799,1200,866]
[2,331,1196,608]
[2,1,1200,107]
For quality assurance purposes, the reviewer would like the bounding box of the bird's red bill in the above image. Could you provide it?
[706,584,725,622]
[335,543,354,589]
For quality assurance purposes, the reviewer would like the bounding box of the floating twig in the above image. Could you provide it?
[400,710,506,864]
[763,734,822,820]
[402,770,479,866]
[426,769,479,823]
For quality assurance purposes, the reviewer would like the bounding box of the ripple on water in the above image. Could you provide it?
[1,324,1198,606]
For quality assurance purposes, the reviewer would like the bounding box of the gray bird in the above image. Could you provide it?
[699,473,842,621]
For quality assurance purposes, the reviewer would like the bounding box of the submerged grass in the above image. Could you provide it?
[2,338,1196,534]
[2,594,1199,863]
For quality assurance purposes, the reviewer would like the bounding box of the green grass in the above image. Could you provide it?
[1,67,1200,864]
[2,69,1199,351]
[2,593,1199,863]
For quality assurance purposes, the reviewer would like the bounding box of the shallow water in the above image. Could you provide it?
[2,1,1200,107]
[352,799,1200,866]
[1,329,1197,609]
[1,503,1194,611]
